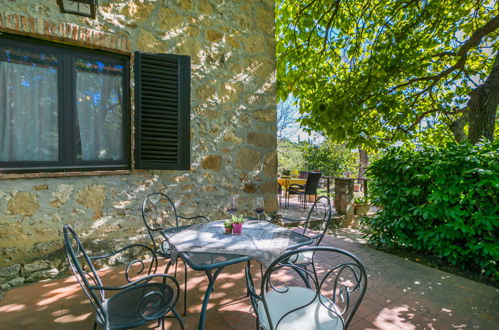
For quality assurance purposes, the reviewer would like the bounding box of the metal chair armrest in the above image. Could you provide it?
[89,243,156,261]
[288,183,305,190]
[89,273,179,292]
[89,244,159,280]
[178,215,211,222]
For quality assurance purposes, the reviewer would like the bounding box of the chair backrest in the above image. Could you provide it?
[247,246,367,330]
[304,172,322,195]
[142,192,179,251]
[302,195,332,245]
[63,224,106,323]
[299,171,309,179]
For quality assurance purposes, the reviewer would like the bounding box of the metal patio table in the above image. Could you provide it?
[160,220,313,330]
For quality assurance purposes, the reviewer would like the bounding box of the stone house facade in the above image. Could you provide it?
[0,0,277,295]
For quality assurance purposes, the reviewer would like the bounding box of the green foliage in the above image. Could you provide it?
[231,214,245,224]
[276,0,498,150]
[223,220,233,229]
[302,140,357,176]
[278,138,357,176]
[363,141,499,280]
[277,139,306,172]
[354,196,369,204]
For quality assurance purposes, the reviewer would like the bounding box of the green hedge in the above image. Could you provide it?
[363,141,498,280]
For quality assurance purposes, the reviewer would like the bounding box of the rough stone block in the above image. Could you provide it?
[7,192,39,216]
[206,29,223,42]
[196,85,216,100]
[136,29,166,52]
[201,155,221,171]
[264,196,278,213]
[26,268,59,282]
[76,185,105,219]
[220,82,242,103]
[178,0,194,11]
[6,277,24,287]
[199,0,213,14]
[156,7,184,31]
[247,132,274,149]
[121,0,154,22]
[236,148,261,171]
[260,181,277,194]
[223,132,243,144]
[24,260,50,273]
[243,183,257,193]
[263,151,277,177]
[253,110,275,122]
[256,6,275,32]
[0,264,21,278]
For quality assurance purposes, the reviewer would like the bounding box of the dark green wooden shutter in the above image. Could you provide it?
[134,52,190,170]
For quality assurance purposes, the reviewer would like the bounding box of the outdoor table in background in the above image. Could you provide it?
[277,177,307,190]
[278,177,317,205]
[160,219,312,330]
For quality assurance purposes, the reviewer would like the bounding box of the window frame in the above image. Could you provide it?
[0,33,131,173]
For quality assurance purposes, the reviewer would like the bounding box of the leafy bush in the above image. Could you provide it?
[354,196,369,204]
[363,141,498,280]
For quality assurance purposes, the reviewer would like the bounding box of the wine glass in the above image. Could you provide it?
[253,197,265,221]
[226,196,238,217]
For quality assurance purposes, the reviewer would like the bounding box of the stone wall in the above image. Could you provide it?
[0,0,277,295]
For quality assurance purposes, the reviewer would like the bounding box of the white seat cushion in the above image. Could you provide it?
[257,286,343,330]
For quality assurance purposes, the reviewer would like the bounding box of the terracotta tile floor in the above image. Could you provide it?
[1,229,498,329]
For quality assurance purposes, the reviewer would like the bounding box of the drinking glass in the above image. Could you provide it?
[226,196,238,217]
[253,197,265,220]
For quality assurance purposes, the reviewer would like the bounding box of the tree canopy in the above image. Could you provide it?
[277,0,499,150]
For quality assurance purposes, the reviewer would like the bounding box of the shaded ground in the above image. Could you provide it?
[1,225,497,329]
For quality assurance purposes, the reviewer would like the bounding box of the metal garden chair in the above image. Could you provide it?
[286,172,322,209]
[141,192,211,315]
[246,246,367,330]
[63,224,184,330]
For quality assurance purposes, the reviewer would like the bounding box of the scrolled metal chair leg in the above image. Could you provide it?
[164,259,172,274]
[172,308,185,330]
[183,262,188,316]
[246,260,251,297]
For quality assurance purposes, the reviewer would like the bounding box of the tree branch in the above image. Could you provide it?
[391,14,499,91]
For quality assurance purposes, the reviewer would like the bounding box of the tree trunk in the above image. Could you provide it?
[468,51,499,144]
[358,148,369,179]
[449,112,469,143]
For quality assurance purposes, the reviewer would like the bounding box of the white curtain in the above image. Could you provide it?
[0,61,58,161]
[76,67,123,161]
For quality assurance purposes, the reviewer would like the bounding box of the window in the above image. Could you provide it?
[0,34,130,172]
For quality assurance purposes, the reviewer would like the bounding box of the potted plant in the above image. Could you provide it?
[281,168,291,178]
[231,214,244,234]
[223,220,233,233]
[353,196,370,215]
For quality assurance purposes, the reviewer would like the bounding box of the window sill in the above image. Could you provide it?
[0,169,133,180]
